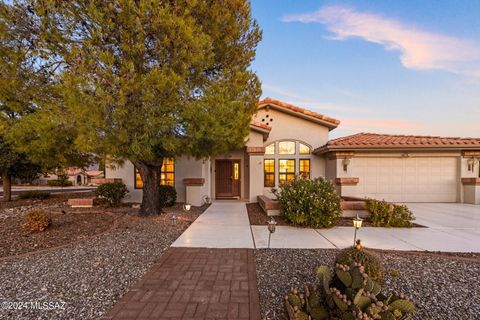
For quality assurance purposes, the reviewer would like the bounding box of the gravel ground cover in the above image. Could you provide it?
[255,248,480,320]
[0,203,208,320]
[0,205,114,257]
[246,203,289,226]
[0,192,96,210]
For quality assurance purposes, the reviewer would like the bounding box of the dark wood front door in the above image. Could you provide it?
[215,159,241,198]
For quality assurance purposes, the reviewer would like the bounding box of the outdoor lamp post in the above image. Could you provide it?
[183,203,192,212]
[353,214,363,246]
[267,218,277,249]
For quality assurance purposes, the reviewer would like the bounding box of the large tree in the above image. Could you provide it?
[32,0,262,215]
[0,1,91,200]
[0,137,42,201]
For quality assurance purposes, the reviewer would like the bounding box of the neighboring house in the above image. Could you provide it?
[36,168,105,186]
[65,168,89,186]
[106,98,480,205]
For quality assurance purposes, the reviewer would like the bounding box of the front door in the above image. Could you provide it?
[215,160,241,198]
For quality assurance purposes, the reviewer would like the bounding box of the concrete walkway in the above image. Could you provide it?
[174,201,480,252]
[252,203,480,252]
[172,202,254,248]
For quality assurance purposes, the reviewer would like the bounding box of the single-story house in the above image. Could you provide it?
[36,168,105,186]
[106,98,480,205]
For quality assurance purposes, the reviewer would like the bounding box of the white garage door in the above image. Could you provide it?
[348,157,458,202]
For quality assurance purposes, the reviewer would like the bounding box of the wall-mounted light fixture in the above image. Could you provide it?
[342,158,351,172]
[467,157,476,172]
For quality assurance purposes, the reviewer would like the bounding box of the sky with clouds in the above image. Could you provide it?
[250,0,480,138]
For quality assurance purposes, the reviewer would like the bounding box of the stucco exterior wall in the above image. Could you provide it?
[463,184,480,204]
[248,154,264,202]
[252,108,330,199]
[105,156,210,203]
[254,108,330,147]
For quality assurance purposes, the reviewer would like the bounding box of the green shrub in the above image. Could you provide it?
[274,177,342,228]
[159,185,177,208]
[47,179,73,187]
[22,209,52,232]
[335,246,384,283]
[17,190,51,200]
[95,182,128,206]
[366,199,415,227]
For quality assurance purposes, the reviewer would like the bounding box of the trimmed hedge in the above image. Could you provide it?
[17,190,51,200]
[47,179,73,187]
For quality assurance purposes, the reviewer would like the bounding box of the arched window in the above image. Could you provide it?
[278,141,295,154]
[299,143,311,155]
[265,143,275,155]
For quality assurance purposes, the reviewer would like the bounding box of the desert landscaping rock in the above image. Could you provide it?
[255,248,480,320]
[0,204,207,320]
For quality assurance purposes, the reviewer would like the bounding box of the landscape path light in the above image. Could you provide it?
[353,214,363,246]
[170,214,177,226]
[267,217,277,249]
[183,203,192,212]
[202,195,212,205]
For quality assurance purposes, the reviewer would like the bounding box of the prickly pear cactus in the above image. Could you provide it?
[285,262,415,320]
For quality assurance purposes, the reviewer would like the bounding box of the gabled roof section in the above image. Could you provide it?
[258,98,340,130]
[249,120,271,141]
[250,120,272,132]
[315,133,480,153]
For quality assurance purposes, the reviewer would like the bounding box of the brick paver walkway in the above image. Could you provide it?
[104,248,261,319]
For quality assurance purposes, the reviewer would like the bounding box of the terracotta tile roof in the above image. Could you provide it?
[323,133,480,149]
[250,120,272,131]
[64,167,85,176]
[85,170,104,177]
[258,97,340,128]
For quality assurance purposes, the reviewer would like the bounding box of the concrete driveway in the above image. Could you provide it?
[173,201,480,252]
[406,203,480,228]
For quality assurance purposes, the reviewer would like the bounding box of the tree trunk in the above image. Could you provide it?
[2,174,12,202]
[135,160,163,216]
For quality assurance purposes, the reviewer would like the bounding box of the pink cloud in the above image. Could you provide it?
[284,6,480,77]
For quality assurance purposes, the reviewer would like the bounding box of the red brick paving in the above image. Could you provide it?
[103,248,261,320]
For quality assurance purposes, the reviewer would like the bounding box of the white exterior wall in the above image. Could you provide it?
[253,108,330,199]
[105,156,211,203]
[463,184,480,204]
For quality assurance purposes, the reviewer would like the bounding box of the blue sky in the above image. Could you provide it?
[250,0,480,138]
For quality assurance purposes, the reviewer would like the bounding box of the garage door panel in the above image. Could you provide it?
[349,157,458,203]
